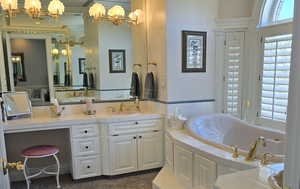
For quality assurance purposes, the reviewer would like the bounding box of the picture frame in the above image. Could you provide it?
[182,31,207,73]
[109,49,126,73]
[79,58,86,74]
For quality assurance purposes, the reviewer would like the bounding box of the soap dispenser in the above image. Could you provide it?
[85,98,96,115]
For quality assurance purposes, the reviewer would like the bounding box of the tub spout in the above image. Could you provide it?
[245,136,266,161]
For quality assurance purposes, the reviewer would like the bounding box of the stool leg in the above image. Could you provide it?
[23,157,30,189]
[53,154,61,188]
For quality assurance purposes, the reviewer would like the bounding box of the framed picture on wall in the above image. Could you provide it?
[79,58,86,74]
[182,31,207,72]
[109,49,126,73]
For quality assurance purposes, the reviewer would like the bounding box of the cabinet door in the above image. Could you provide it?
[138,131,163,170]
[174,145,193,189]
[109,134,138,175]
[0,124,10,189]
[165,134,174,169]
[193,154,217,189]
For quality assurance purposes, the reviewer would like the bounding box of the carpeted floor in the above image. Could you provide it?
[11,170,159,189]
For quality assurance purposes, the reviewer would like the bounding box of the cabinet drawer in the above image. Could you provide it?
[109,119,162,135]
[73,155,102,179]
[72,138,100,156]
[71,124,99,138]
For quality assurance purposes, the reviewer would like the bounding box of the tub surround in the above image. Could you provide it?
[214,164,284,189]
[158,114,285,189]
[3,102,164,181]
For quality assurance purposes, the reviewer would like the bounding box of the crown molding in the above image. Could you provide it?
[215,17,254,31]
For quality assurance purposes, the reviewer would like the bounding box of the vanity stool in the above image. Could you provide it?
[22,145,61,189]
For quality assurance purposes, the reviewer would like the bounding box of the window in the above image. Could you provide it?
[260,0,294,26]
[223,32,244,117]
[259,34,292,123]
[274,0,294,22]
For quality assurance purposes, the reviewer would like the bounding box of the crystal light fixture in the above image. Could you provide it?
[88,3,142,25]
[89,3,106,22]
[48,0,65,18]
[24,0,42,19]
[1,0,18,16]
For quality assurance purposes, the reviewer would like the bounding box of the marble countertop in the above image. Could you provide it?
[214,164,284,189]
[3,112,162,133]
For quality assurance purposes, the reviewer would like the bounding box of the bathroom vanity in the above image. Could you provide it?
[2,106,164,181]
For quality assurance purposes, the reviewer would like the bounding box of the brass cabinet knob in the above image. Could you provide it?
[231,145,239,158]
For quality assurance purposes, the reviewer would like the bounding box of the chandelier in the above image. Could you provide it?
[89,3,142,25]
[0,0,65,19]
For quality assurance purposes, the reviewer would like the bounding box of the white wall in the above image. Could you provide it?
[163,0,218,116]
[218,0,255,19]
[147,0,167,101]
[98,22,133,90]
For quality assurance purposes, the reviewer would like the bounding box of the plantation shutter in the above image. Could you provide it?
[223,32,244,117]
[260,34,292,122]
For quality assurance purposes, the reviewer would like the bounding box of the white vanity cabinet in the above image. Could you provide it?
[174,144,217,189]
[70,124,102,180]
[109,134,138,175]
[105,118,164,175]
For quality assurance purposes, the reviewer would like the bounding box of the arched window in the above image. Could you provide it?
[260,0,294,27]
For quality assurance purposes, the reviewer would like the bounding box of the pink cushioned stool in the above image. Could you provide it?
[22,145,61,189]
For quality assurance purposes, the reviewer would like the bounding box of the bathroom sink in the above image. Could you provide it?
[268,170,283,189]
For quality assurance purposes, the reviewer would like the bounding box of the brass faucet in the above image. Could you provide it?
[134,97,141,112]
[119,102,125,112]
[245,136,266,161]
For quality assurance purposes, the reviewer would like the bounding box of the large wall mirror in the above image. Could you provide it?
[0,0,148,106]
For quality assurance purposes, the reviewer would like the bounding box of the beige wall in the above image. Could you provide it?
[147,0,167,101]
[218,0,255,19]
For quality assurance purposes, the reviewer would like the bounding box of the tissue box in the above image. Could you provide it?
[168,118,186,130]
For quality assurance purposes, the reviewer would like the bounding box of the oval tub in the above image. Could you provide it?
[186,114,286,160]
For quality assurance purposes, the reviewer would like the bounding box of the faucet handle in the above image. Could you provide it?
[260,153,274,166]
[231,145,239,158]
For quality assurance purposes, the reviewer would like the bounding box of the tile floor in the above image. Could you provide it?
[11,169,160,189]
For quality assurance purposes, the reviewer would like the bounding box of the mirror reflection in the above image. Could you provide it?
[2,92,32,118]
[0,0,148,105]
[11,38,51,106]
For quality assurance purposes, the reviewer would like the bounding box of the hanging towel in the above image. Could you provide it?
[130,72,141,98]
[83,73,88,87]
[64,74,71,86]
[89,73,95,89]
[144,72,155,99]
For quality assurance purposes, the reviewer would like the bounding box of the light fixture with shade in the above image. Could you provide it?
[51,48,59,56]
[1,0,19,16]
[0,0,65,19]
[88,3,142,25]
[48,0,65,18]
[89,3,106,22]
[24,0,42,19]
[61,49,68,56]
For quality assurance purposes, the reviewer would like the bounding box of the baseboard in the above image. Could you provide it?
[9,163,70,182]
